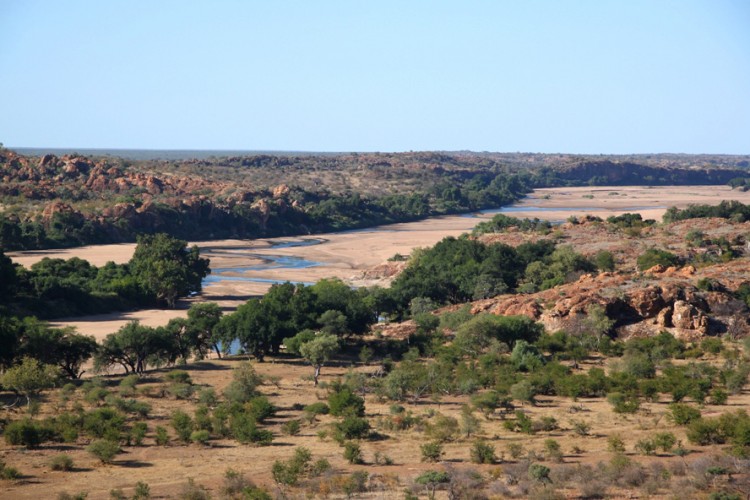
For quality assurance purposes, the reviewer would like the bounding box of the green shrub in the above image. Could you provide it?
[607,392,640,414]
[50,454,74,471]
[133,481,150,500]
[191,430,210,445]
[506,442,524,459]
[594,250,615,271]
[420,441,444,462]
[607,435,626,453]
[668,403,702,425]
[0,461,20,479]
[130,422,148,446]
[282,419,301,436]
[119,375,139,395]
[637,248,679,271]
[543,438,563,462]
[634,438,656,456]
[197,388,218,406]
[230,413,273,445]
[155,426,169,446]
[83,408,125,440]
[245,396,275,423]
[653,432,677,453]
[165,370,192,384]
[333,415,371,442]
[710,388,729,405]
[687,418,725,445]
[4,419,44,447]
[167,383,194,400]
[86,439,121,463]
[271,447,312,486]
[223,362,262,404]
[343,441,363,464]
[328,385,365,417]
[470,440,496,464]
[171,410,194,443]
[425,414,459,442]
[528,463,551,483]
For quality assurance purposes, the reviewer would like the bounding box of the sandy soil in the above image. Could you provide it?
[8,185,750,341]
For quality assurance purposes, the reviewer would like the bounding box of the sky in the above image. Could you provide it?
[1,1,749,154]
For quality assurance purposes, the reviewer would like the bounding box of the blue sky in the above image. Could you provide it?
[1,1,749,153]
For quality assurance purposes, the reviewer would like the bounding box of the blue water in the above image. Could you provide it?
[202,238,325,287]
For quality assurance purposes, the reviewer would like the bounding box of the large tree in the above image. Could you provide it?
[129,233,210,308]
[96,321,172,374]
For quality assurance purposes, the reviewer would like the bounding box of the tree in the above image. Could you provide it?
[185,302,223,358]
[95,321,172,374]
[129,233,210,308]
[299,333,340,386]
[1,357,59,406]
[0,249,17,300]
[19,319,97,378]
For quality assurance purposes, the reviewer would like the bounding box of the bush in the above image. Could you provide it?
[282,419,301,436]
[669,403,702,425]
[223,362,262,404]
[0,461,20,479]
[528,463,551,483]
[304,402,330,416]
[607,392,640,414]
[637,248,679,271]
[343,441,363,464]
[634,438,656,456]
[333,415,371,442]
[245,396,275,423]
[272,447,312,486]
[83,407,125,440]
[50,454,74,471]
[191,430,210,445]
[420,441,444,462]
[543,439,563,462]
[607,435,626,453]
[155,426,169,446]
[4,419,44,447]
[594,250,615,272]
[230,414,273,445]
[87,439,121,463]
[653,432,677,453]
[133,481,151,500]
[425,414,459,442]
[328,385,365,417]
[687,418,724,445]
[470,440,496,464]
[165,370,192,384]
[171,410,194,443]
[197,388,218,406]
[130,422,148,446]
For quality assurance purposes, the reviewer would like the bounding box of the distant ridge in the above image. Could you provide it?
[11,147,346,161]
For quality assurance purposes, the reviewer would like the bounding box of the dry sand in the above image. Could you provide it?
[8,185,750,340]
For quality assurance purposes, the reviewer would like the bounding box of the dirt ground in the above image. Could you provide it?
[8,185,750,342]
[1,353,747,499]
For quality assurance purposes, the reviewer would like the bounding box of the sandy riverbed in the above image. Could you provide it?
[8,185,750,340]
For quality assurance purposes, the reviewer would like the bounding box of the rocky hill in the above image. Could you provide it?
[374,216,750,341]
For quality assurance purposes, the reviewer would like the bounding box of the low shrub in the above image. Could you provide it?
[420,441,444,462]
[86,439,121,463]
[470,440,496,464]
[343,441,363,464]
[50,454,74,471]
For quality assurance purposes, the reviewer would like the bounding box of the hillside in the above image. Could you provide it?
[2,148,749,251]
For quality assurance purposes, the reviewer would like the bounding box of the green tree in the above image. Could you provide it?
[95,321,172,374]
[129,233,210,308]
[185,302,223,358]
[1,357,59,406]
[20,320,97,378]
[299,333,340,386]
